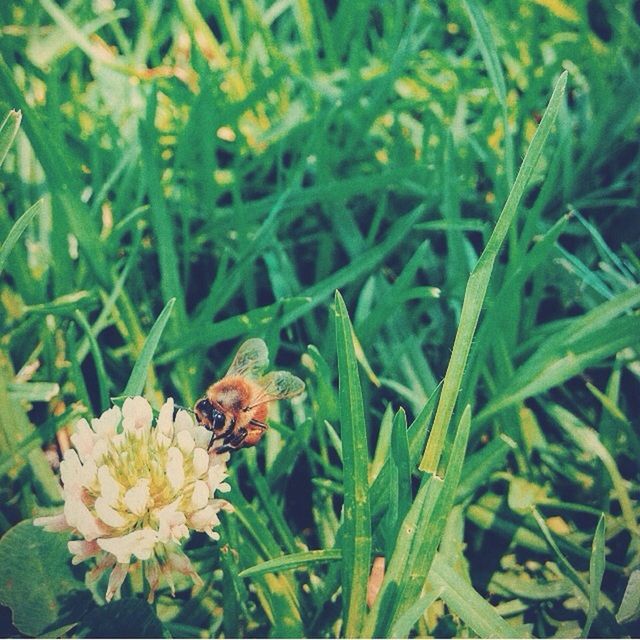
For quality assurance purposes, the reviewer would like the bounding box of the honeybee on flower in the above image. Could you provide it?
[34,396,232,602]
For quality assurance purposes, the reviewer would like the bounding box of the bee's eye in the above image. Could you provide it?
[196,399,214,420]
[212,412,226,429]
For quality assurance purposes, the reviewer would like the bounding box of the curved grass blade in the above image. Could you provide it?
[0,200,44,278]
[0,109,21,168]
[430,553,527,638]
[122,297,175,397]
[583,514,606,638]
[239,550,342,578]
[334,290,372,638]
[420,71,568,473]
[531,507,590,606]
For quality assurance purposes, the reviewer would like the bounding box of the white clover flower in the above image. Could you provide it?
[34,397,232,602]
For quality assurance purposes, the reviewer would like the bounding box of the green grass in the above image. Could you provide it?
[1,0,639,637]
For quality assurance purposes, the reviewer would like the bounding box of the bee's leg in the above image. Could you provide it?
[223,427,248,449]
[207,429,216,450]
[218,416,236,440]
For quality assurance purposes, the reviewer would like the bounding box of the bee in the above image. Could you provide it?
[194,338,305,453]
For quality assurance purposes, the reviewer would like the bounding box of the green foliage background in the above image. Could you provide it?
[0,0,639,637]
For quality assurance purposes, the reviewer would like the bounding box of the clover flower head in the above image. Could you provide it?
[35,397,232,602]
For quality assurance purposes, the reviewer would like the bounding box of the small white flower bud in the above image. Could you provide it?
[166,447,185,490]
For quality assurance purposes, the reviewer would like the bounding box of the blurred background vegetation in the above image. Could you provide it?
[0,0,639,637]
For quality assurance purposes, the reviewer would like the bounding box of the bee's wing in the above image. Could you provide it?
[226,338,269,379]
[246,371,305,409]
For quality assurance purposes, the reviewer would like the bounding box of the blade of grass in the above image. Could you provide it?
[280,203,427,328]
[74,310,110,413]
[121,297,175,397]
[420,71,568,473]
[616,570,640,625]
[456,434,516,502]
[362,474,444,638]
[383,409,411,558]
[0,56,160,396]
[531,507,590,602]
[0,200,44,278]
[0,109,21,168]
[388,588,442,639]
[225,484,302,632]
[369,403,394,483]
[476,314,640,427]
[334,290,372,638]
[0,354,61,504]
[463,0,514,187]
[468,499,623,572]
[429,553,526,638]
[583,514,606,638]
[7,382,59,402]
[139,92,186,323]
[391,405,472,629]
[462,213,569,409]
[239,550,342,578]
[0,57,109,288]
[244,451,298,555]
[0,406,79,478]
[547,404,639,537]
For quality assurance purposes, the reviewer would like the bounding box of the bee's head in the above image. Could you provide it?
[194,398,226,431]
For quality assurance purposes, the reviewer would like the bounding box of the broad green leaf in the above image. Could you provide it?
[0,521,91,636]
[334,290,372,638]
[122,297,175,397]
